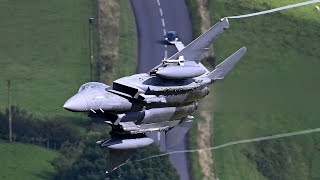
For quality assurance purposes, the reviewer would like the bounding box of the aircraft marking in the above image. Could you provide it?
[157,131,161,141]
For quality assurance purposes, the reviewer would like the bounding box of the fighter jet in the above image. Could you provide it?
[63,18,246,172]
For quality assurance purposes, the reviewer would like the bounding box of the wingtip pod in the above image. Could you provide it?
[238,46,247,54]
[207,47,247,81]
[220,17,230,29]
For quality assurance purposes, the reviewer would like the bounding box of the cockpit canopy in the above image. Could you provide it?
[78,82,110,93]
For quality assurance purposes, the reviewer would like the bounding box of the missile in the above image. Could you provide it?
[156,65,206,79]
[101,135,154,149]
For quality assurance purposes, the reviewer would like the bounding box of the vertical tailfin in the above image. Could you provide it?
[207,47,247,81]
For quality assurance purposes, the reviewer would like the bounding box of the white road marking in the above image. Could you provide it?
[161,18,165,27]
[155,0,167,59]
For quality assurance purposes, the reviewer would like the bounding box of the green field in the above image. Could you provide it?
[209,0,320,179]
[0,141,58,180]
[0,0,93,117]
[0,0,93,179]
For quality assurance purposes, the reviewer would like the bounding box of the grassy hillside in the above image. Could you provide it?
[0,141,58,180]
[0,0,93,117]
[209,0,320,179]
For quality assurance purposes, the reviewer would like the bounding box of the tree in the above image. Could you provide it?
[53,132,179,180]
[0,106,80,149]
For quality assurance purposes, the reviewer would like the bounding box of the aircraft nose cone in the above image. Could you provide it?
[63,93,87,112]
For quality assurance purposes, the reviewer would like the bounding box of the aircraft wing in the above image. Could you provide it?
[172,41,185,51]
[165,119,193,150]
[150,18,229,73]
[147,118,194,151]
[168,18,229,62]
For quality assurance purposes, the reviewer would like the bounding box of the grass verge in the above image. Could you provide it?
[188,114,205,180]
[186,0,202,38]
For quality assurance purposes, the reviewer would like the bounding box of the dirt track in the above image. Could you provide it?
[196,0,216,179]
[97,0,119,84]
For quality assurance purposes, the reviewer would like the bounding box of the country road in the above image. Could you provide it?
[130,0,193,179]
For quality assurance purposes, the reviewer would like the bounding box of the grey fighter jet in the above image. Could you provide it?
[63,18,246,172]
